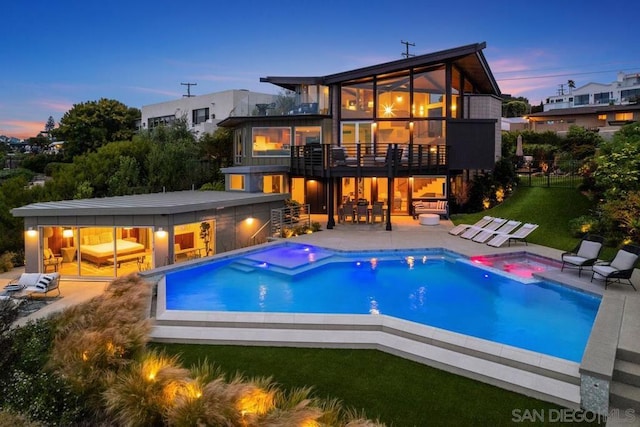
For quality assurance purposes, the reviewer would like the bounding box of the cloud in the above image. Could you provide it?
[0,120,45,139]
[193,74,256,83]
[128,86,182,98]
[34,100,73,113]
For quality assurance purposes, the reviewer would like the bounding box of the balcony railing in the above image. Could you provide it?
[289,143,449,178]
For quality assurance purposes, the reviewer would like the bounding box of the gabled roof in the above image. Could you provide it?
[261,42,500,95]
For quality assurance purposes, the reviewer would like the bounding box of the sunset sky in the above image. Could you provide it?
[2,0,639,139]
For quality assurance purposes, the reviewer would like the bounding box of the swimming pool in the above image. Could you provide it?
[163,243,600,362]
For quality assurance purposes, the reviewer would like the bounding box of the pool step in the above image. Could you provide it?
[614,360,640,388]
[227,261,256,273]
[610,382,640,413]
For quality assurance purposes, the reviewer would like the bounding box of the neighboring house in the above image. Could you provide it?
[218,42,502,225]
[544,71,640,111]
[11,191,288,278]
[140,89,278,137]
[525,103,640,139]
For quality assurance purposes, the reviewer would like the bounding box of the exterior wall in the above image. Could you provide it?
[20,196,287,276]
[141,90,277,137]
[465,94,502,162]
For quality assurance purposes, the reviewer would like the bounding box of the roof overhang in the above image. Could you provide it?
[218,114,328,128]
[260,42,500,96]
[11,190,289,217]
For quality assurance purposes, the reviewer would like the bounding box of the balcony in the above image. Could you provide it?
[289,143,449,178]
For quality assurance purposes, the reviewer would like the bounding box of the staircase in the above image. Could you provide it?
[610,296,640,412]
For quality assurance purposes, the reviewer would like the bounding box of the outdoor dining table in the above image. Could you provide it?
[338,203,387,224]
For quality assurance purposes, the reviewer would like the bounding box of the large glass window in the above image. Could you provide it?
[252,127,291,157]
[377,73,411,119]
[622,88,640,103]
[263,175,283,193]
[46,226,152,277]
[173,220,214,264]
[574,94,589,105]
[615,112,633,121]
[412,67,445,118]
[412,176,446,199]
[414,120,446,144]
[230,174,245,190]
[594,92,610,105]
[341,122,372,155]
[294,126,321,146]
[341,80,374,119]
[192,108,210,125]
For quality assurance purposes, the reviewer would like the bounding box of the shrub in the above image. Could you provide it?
[568,215,603,238]
[0,251,14,272]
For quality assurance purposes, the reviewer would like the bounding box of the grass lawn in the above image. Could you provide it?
[152,186,605,426]
[151,343,600,426]
[450,186,618,258]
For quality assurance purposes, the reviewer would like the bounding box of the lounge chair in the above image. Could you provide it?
[472,220,521,243]
[6,272,61,298]
[448,216,494,236]
[591,244,640,290]
[486,223,539,247]
[561,235,604,277]
[459,217,506,240]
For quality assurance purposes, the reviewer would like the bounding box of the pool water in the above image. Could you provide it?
[165,243,600,362]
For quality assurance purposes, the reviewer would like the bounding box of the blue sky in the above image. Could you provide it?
[2,0,639,139]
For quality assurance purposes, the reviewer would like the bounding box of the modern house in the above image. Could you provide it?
[218,42,502,227]
[544,72,640,111]
[525,103,640,139]
[141,89,278,137]
[11,42,502,278]
[11,191,288,279]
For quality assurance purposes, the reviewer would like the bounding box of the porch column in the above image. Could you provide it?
[327,176,335,229]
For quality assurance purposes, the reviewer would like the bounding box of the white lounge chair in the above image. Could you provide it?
[448,216,494,236]
[485,223,539,247]
[459,217,506,240]
[472,220,521,243]
[7,272,61,298]
[591,244,640,290]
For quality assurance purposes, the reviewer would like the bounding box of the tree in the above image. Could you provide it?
[53,98,140,159]
[199,127,233,170]
[561,126,602,160]
[501,95,531,118]
[271,90,296,115]
[44,116,56,136]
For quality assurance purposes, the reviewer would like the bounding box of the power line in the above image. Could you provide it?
[496,67,640,82]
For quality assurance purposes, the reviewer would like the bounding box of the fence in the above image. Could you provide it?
[517,159,582,188]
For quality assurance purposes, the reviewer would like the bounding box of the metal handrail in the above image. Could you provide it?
[250,220,271,245]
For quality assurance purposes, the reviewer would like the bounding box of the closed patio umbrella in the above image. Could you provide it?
[516,134,523,157]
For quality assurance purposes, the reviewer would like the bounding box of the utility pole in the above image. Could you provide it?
[181,82,197,97]
[401,40,415,58]
[557,83,566,96]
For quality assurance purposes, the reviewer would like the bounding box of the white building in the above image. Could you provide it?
[141,89,278,136]
[544,72,640,112]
